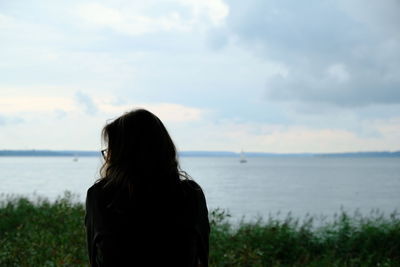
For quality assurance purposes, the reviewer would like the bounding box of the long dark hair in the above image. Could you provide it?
[99,109,188,193]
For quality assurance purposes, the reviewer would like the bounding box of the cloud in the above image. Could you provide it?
[1,0,399,152]
[265,62,400,107]
[0,86,204,123]
[98,102,205,123]
[176,0,229,26]
[54,109,68,119]
[74,91,98,115]
[138,103,205,123]
[0,96,75,113]
[338,0,400,37]
[0,115,7,126]
[172,118,400,153]
[224,0,400,107]
[76,3,189,35]
[206,27,229,50]
[0,12,67,49]
[0,114,24,126]
[75,0,229,35]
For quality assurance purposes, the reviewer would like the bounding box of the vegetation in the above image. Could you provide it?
[209,209,400,266]
[0,192,399,266]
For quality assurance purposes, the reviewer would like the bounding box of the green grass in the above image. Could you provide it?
[0,192,86,266]
[0,192,399,266]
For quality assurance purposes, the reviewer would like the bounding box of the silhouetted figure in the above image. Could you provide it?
[85,109,210,267]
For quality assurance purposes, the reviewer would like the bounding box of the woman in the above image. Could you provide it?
[85,109,210,266]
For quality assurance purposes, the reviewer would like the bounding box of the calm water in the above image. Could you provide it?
[1,156,399,221]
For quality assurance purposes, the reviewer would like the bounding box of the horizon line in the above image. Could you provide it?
[0,149,399,156]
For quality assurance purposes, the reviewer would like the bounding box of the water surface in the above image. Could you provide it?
[1,156,399,221]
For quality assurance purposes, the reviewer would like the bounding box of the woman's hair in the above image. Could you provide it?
[99,109,188,192]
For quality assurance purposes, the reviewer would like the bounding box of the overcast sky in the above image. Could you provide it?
[1,0,399,153]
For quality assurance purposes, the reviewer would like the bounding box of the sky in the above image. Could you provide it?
[0,0,399,153]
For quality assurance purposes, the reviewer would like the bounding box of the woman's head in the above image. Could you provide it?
[100,109,181,188]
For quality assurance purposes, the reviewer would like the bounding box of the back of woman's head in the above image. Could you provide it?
[100,109,181,189]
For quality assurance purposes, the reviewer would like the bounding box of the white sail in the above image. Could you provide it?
[239,150,247,163]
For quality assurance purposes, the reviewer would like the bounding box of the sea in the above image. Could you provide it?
[1,156,399,222]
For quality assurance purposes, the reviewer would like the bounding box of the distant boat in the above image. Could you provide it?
[73,154,79,162]
[239,150,247,163]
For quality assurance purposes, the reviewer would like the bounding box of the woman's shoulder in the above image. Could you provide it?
[86,179,110,201]
[180,179,204,196]
[87,179,104,192]
[180,179,207,207]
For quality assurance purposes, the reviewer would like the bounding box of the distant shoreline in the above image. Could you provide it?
[0,150,399,158]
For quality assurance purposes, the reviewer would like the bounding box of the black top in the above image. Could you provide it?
[85,178,210,267]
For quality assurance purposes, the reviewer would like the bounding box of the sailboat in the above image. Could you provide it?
[239,150,247,163]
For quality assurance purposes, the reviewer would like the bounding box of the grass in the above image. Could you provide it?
[0,192,399,266]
